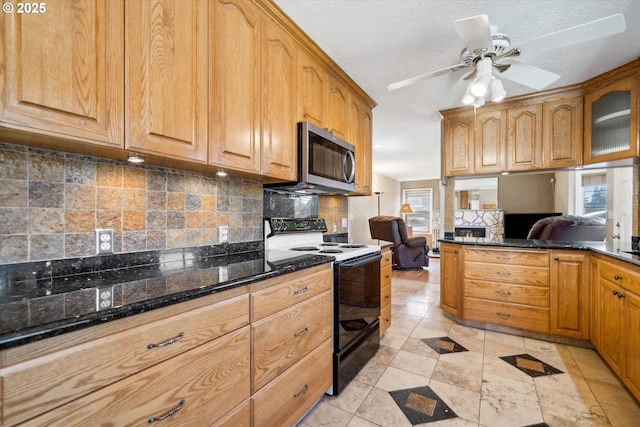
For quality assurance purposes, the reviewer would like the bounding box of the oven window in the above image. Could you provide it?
[337,261,380,349]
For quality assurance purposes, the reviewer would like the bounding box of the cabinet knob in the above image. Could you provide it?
[614,274,622,280]
[613,290,625,299]
[385,295,390,300]
[454,250,459,254]
[554,257,559,261]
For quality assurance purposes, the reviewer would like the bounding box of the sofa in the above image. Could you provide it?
[526,215,606,241]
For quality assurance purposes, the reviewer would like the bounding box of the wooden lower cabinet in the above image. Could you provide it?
[440,243,462,316]
[549,250,589,339]
[0,264,334,427]
[252,340,332,427]
[22,326,251,426]
[380,248,392,334]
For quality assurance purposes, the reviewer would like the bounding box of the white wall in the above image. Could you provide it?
[348,172,401,243]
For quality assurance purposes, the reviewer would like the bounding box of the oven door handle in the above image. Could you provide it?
[338,253,382,269]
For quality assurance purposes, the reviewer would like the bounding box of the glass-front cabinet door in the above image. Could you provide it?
[584,76,638,164]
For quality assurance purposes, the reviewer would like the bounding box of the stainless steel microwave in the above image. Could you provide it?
[265,121,356,194]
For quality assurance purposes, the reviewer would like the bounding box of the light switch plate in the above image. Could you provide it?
[96,229,114,254]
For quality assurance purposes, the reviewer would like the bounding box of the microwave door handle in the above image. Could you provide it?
[343,151,356,183]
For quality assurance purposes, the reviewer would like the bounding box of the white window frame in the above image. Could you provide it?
[402,188,433,233]
[574,169,607,218]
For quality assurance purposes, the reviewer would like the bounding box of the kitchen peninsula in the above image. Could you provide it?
[440,237,640,402]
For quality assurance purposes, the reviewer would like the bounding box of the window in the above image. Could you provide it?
[576,171,607,219]
[402,188,433,233]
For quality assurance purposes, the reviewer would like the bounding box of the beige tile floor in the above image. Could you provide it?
[298,258,640,427]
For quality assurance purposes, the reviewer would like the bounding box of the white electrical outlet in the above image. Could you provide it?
[219,226,229,243]
[96,229,114,254]
[96,287,114,311]
[342,218,348,228]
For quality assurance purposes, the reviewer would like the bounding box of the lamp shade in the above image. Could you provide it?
[399,203,413,214]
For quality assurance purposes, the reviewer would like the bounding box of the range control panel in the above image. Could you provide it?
[268,217,328,235]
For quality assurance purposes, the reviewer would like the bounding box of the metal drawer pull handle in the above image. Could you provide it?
[614,275,622,280]
[294,286,309,295]
[497,272,511,276]
[496,290,511,296]
[294,384,309,398]
[294,327,309,337]
[148,399,185,423]
[613,290,625,299]
[148,332,184,349]
[496,312,511,318]
[497,256,511,260]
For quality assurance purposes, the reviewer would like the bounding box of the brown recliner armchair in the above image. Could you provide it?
[368,216,429,269]
[526,215,606,241]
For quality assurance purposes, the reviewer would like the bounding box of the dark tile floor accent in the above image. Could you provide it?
[421,336,468,354]
[500,353,564,377]
[340,319,368,331]
[389,386,457,425]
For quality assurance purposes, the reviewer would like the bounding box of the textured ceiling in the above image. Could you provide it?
[274,0,640,181]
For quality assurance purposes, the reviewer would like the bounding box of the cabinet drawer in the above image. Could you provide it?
[465,280,549,307]
[252,339,332,427]
[1,294,249,426]
[21,326,251,426]
[464,297,549,333]
[381,249,392,268]
[465,262,549,286]
[599,259,640,295]
[252,290,332,392]
[465,248,549,266]
[251,264,332,321]
[380,303,392,335]
[381,284,392,308]
[381,264,392,287]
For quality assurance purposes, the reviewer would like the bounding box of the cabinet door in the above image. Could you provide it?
[442,112,474,176]
[598,277,624,375]
[327,76,350,141]
[351,97,373,195]
[440,244,462,316]
[210,0,261,173]
[126,0,208,162]
[584,76,639,164]
[261,20,297,181]
[624,290,640,400]
[543,94,583,168]
[0,1,123,147]
[475,109,506,174]
[298,50,327,128]
[507,104,542,171]
[549,250,589,339]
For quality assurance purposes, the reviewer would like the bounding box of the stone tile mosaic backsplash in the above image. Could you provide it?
[0,143,263,264]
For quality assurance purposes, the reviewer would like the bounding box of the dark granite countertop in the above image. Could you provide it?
[440,237,640,266]
[0,241,334,350]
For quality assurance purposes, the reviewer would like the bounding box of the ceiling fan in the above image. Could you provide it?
[387,13,626,104]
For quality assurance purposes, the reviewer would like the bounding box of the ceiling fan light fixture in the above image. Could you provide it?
[470,73,492,97]
[490,78,507,102]
[461,83,475,104]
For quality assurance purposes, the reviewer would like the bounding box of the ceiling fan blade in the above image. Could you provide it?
[511,14,626,56]
[454,14,493,52]
[387,64,466,91]
[499,61,561,90]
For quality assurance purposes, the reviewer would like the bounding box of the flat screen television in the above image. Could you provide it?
[503,213,562,239]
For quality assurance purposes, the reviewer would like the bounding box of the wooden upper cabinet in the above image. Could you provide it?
[0,0,124,147]
[442,112,474,176]
[350,97,373,195]
[261,20,297,181]
[126,0,208,162]
[327,77,350,141]
[298,50,328,128]
[475,109,506,174]
[507,103,543,171]
[543,94,583,168]
[210,0,261,173]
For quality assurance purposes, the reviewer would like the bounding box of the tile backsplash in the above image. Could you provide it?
[0,143,263,264]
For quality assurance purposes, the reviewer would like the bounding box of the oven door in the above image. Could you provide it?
[334,252,382,352]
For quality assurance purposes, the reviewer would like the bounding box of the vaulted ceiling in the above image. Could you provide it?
[274,0,640,181]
